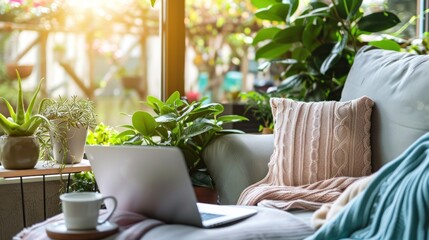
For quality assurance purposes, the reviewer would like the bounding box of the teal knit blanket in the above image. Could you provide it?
[307,132,429,240]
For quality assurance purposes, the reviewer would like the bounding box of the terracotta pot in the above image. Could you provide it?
[121,76,141,90]
[0,135,39,169]
[261,128,273,134]
[51,121,88,164]
[193,186,218,204]
[6,64,33,79]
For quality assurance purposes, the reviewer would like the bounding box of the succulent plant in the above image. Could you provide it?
[0,71,48,136]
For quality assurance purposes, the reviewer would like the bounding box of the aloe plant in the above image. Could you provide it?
[119,91,248,187]
[0,72,48,136]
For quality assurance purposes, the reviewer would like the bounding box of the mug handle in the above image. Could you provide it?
[98,196,117,225]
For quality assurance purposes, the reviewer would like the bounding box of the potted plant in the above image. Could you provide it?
[252,0,401,101]
[118,91,247,196]
[240,91,276,134]
[39,96,97,164]
[0,72,48,169]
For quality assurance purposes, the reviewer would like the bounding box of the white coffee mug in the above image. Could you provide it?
[60,192,117,230]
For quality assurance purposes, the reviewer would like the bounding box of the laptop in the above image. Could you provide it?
[85,145,257,228]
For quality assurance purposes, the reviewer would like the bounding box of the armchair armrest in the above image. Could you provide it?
[203,134,274,204]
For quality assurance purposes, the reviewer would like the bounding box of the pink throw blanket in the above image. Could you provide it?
[238,176,360,211]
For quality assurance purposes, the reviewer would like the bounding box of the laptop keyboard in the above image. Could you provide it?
[200,212,225,221]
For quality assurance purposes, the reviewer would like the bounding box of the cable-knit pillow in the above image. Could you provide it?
[269,96,374,186]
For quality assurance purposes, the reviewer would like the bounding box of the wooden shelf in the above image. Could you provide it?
[0,160,91,178]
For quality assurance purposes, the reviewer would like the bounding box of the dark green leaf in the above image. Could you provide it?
[368,40,401,51]
[334,0,363,20]
[278,74,307,92]
[256,42,291,59]
[132,111,157,136]
[320,35,348,74]
[253,27,281,46]
[357,11,400,32]
[273,26,304,44]
[251,0,282,9]
[255,3,289,22]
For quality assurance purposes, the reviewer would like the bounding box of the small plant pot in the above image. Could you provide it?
[121,76,141,90]
[0,135,39,169]
[6,64,34,80]
[193,186,218,204]
[51,121,88,164]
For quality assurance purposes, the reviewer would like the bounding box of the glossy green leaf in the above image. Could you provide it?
[320,35,348,74]
[251,0,282,9]
[182,119,216,139]
[132,111,156,136]
[368,40,401,51]
[156,113,177,123]
[278,74,305,90]
[217,115,248,123]
[219,129,245,134]
[273,26,304,44]
[253,27,281,46]
[357,11,400,32]
[150,0,156,7]
[166,91,181,105]
[256,42,291,59]
[255,3,289,22]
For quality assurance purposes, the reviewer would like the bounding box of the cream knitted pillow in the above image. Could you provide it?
[269,96,374,186]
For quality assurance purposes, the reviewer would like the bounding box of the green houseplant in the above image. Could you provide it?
[39,96,97,164]
[119,91,248,188]
[0,72,48,169]
[252,0,401,101]
[240,91,278,134]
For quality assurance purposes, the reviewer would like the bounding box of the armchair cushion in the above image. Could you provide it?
[268,96,374,186]
[237,96,374,210]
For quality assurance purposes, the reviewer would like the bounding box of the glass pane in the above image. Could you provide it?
[184,1,260,104]
[0,0,161,126]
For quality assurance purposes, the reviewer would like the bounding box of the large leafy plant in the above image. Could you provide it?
[119,91,248,187]
[0,72,48,136]
[252,0,400,101]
